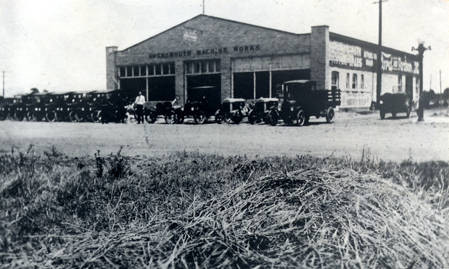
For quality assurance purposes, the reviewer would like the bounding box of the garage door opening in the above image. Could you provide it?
[272,69,310,94]
[187,74,221,109]
[148,76,176,101]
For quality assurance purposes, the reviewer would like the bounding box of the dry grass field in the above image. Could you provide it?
[0,149,448,268]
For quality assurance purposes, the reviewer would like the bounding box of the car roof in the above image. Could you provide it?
[190,86,215,90]
[283,79,311,84]
[257,97,279,102]
[223,98,246,102]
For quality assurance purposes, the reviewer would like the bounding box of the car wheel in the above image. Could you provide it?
[175,113,184,124]
[248,111,256,124]
[194,111,207,124]
[145,112,157,124]
[46,111,57,122]
[296,109,306,126]
[215,110,223,124]
[231,111,243,124]
[69,111,77,122]
[164,112,176,124]
[268,111,278,126]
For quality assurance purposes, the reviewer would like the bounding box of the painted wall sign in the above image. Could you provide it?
[330,41,418,74]
[149,44,261,59]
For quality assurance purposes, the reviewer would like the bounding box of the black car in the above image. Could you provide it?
[379,92,412,119]
[275,80,341,126]
[248,98,279,125]
[174,86,218,124]
[215,98,248,124]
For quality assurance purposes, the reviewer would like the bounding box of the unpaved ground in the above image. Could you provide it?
[0,109,448,161]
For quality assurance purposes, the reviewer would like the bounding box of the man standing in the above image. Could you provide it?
[134,91,145,124]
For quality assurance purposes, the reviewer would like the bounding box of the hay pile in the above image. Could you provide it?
[3,165,448,268]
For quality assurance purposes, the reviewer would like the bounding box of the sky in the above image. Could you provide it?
[0,0,448,97]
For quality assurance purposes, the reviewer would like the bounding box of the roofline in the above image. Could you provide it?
[201,14,306,37]
[121,14,308,52]
[329,32,418,59]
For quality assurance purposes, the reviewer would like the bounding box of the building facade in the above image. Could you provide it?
[106,15,420,108]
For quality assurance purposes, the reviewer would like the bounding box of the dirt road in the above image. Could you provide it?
[0,110,448,161]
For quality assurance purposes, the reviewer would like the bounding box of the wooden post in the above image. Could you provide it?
[269,66,272,98]
[253,72,256,99]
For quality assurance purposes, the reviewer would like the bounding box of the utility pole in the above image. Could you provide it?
[374,0,387,108]
[412,42,431,121]
[440,70,442,94]
[2,71,4,98]
[202,0,205,14]
[430,74,432,90]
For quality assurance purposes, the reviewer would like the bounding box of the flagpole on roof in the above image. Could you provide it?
[202,0,205,14]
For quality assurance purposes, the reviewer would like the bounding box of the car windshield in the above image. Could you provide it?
[284,82,312,100]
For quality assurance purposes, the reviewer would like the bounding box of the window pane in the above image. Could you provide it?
[195,62,201,73]
[169,62,175,74]
[149,65,154,76]
[141,66,147,76]
[185,62,191,74]
[215,61,221,72]
[163,63,169,74]
[352,75,356,89]
[201,61,207,73]
[119,67,126,77]
[155,64,162,75]
[361,74,365,89]
[331,71,339,87]
[126,66,132,77]
[133,66,139,76]
[207,61,214,73]
[346,73,350,89]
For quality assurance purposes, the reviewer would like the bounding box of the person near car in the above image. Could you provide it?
[134,91,146,124]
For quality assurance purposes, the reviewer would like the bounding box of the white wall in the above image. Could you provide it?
[329,67,417,108]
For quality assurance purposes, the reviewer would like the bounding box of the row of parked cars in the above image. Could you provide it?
[140,80,341,126]
[0,90,130,123]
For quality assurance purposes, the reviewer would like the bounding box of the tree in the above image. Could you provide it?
[30,88,39,94]
[443,88,449,106]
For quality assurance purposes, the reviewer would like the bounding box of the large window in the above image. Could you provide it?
[118,63,175,78]
[331,71,339,88]
[361,74,365,89]
[346,73,350,89]
[185,59,220,75]
[398,75,403,92]
[352,74,358,89]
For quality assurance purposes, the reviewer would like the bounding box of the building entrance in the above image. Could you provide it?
[186,74,221,109]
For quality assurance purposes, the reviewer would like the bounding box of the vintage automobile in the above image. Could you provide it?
[0,97,13,120]
[174,86,218,124]
[379,92,412,119]
[9,96,26,121]
[95,90,128,123]
[66,92,91,122]
[247,97,279,125]
[273,80,341,126]
[25,92,64,122]
[215,98,248,124]
[143,100,178,124]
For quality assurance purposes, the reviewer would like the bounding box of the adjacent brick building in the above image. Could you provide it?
[106,14,420,108]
